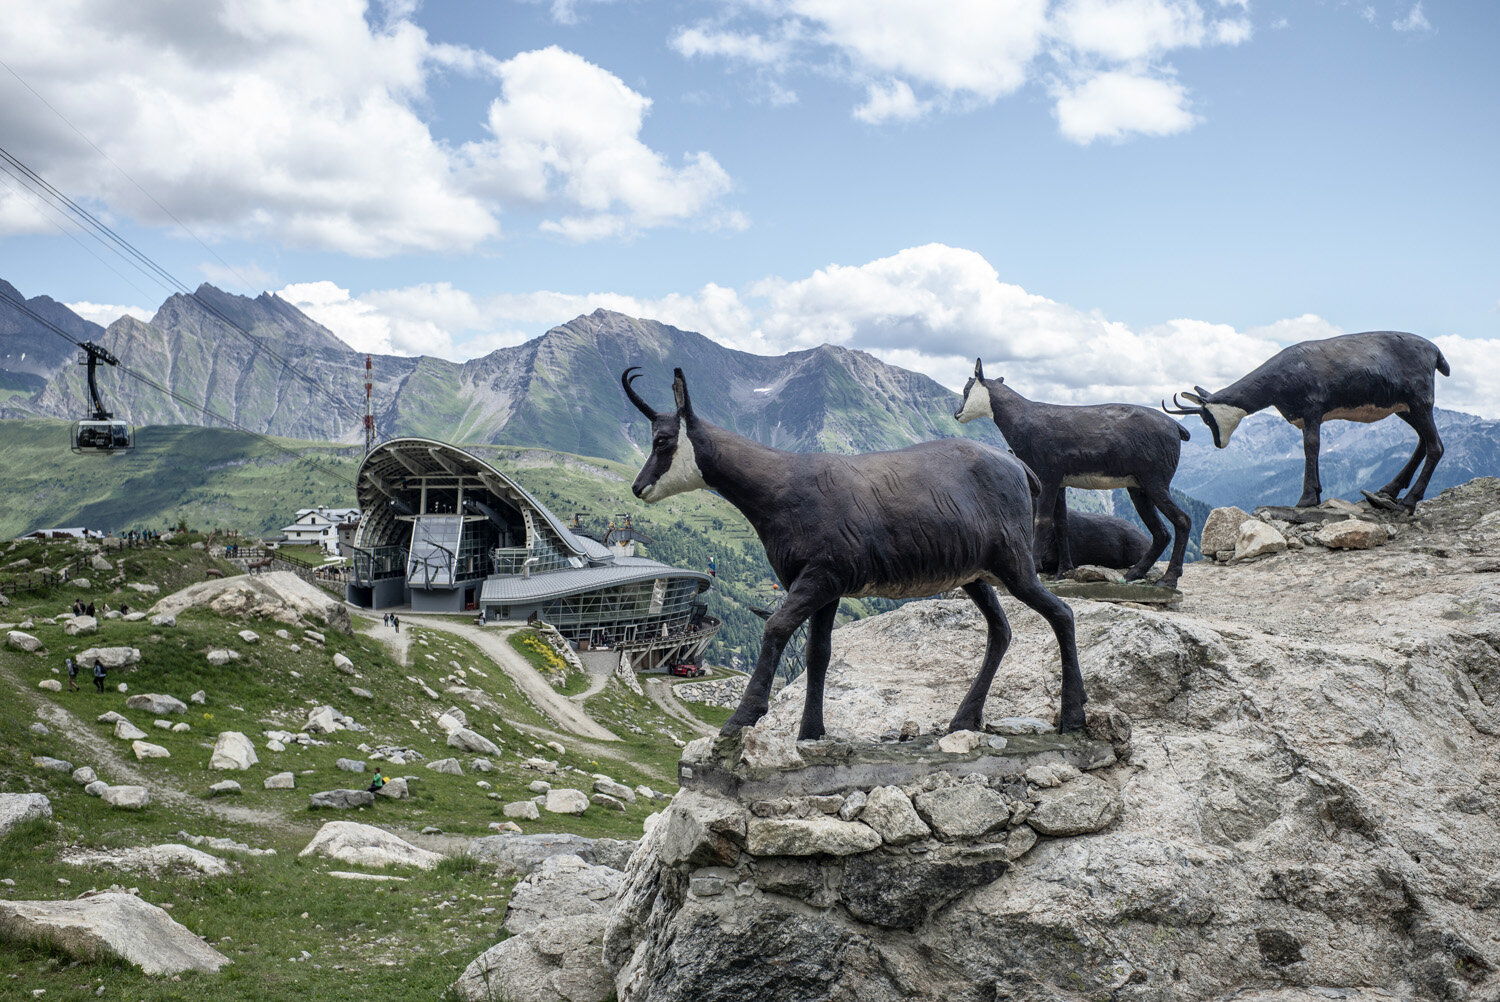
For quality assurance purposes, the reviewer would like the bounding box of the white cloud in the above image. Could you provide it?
[1393,3,1431,32]
[280,244,1500,418]
[0,3,735,252]
[1054,70,1197,143]
[673,0,1251,142]
[65,301,154,327]
[460,46,735,239]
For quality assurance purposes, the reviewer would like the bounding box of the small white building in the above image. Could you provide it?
[279,507,360,556]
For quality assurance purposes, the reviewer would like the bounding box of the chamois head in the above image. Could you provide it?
[1162,386,1246,449]
[622,367,708,503]
[955,357,1002,424]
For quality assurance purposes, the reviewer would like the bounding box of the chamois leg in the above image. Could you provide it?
[1051,487,1073,579]
[1297,419,1323,507]
[1148,483,1191,589]
[948,581,1012,733]
[1123,486,1169,583]
[1375,418,1426,501]
[722,580,835,736]
[797,601,840,741]
[1398,407,1444,510]
[1034,482,1064,579]
[993,558,1086,732]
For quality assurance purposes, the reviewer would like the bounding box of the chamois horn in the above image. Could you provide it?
[621,367,658,420]
[1161,393,1206,416]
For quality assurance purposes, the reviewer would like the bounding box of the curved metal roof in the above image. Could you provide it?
[353,437,608,560]
[480,558,711,606]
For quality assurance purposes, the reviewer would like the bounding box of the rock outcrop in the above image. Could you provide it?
[298,821,442,869]
[599,479,1500,1001]
[149,571,351,632]
[0,892,229,974]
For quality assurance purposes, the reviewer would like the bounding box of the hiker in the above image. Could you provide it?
[367,770,386,794]
[383,612,390,627]
[92,658,106,692]
[66,657,78,692]
[393,615,399,633]
[85,601,95,618]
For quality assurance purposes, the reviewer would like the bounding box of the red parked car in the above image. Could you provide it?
[669,663,705,677]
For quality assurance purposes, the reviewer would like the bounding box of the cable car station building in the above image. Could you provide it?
[347,438,718,671]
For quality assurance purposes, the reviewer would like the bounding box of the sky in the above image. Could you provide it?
[1,0,1497,416]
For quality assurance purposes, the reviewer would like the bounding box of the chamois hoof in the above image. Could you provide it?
[1295,496,1321,508]
[1361,489,1404,512]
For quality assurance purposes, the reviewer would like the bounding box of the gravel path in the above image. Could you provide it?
[643,678,717,738]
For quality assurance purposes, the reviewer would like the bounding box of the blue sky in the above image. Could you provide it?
[1,0,1496,415]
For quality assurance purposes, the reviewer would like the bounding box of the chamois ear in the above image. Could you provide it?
[672,367,694,416]
[1180,391,1205,406]
[974,358,984,380]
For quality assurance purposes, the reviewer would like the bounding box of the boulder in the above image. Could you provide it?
[84,781,109,797]
[237,629,259,643]
[38,679,62,692]
[336,758,366,773]
[263,772,296,790]
[90,554,113,571]
[101,786,150,809]
[126,693,188,715]
[190,690,206,704]
[75,646,140,669]
[1315,518,1392,550]
[64,616,98,635]
[1232,519,1287,562]
[333,653,356,674]
[303,705,339,734]
[503,853,625,935]
[149,571,352,633]
[1200,506,1251,556]
[544,789,590,815]
[209,732,258,771]
[206,649,239,666]
[64,844,231,877]
[7,630,41,652]
[375,777,409,799]
[32,755,73,772]
[71,766,97,785]
[0,892,229,974]
[469,834,637,876]
[171,722,190,733]
[426,757,464,775]
[208,780,242,796]
[447,727,501,756]
[309,789,375,810]
[132,740,171,760]
[150,613,176,627]
[0,793,51,837]
[505,800,542,820]
[114,719,148,741]
[452,915,612,1002]
[298,821,442,869]
[593,777,636,803]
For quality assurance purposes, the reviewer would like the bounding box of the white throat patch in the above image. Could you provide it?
[1206,403,1247,447]
[641,426,708,503]
[956,381,993,423]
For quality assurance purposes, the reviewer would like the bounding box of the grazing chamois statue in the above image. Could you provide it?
[622,367,1087,738]
[956,360,1193,589]
[1038,510,1152,577]
[1164,331,1449,511]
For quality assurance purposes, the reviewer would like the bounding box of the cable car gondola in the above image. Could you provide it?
[71,341,133,454]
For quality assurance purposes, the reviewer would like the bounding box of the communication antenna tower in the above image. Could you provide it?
[363,354,375,454]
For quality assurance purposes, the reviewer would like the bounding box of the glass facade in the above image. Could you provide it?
[351,545,408,586]
[538,576,703,646]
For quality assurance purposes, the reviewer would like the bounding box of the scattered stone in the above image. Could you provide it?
[593,777,636,802]
[327,871,408,882]
[132,741,171,760]
[1200,506,1252,555]
[348,686,373,699]
[1232,520,1287,562]
[153,719,172,730]
[32,756,73,773]
[447,727,501,756]
[936,729,984,754]
[545,740,566,757]
[1315,518,1392,550]
[7,630,42,652]
[505,801,542,820]
[0,893,229,974]
[336,758,366,773]
[0,793,52,837]
[150,613,176,627]
[64,616,98,636]
[468,833,637,876]
[208,780,242,796]
[333,653,356,675]
[206,649,239,666]
[375,777,409,799]
[126,693,188,715]
[71,766,97,785]
[209,732,258,770]
[308,789,375,810]
[592,793,627,812]
[264,772,296,790]
[298,821,442,869]
[38,679,62,692]
[63,843,231,877]
[523,757,558,774]
[171,722,190,733]
[28,723,48,738]
[544,789,590,815]
[84,781,108,797]
[426,757,463,775]
[76,646,140,669]
[189,690,206,704]
[101,786,150,810]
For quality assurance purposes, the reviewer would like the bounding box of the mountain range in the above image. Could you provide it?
[1,278,1496,521]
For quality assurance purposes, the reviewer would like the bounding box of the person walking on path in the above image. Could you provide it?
[66,657,78,691]
[92,658,106,693]
[392,615,400,633]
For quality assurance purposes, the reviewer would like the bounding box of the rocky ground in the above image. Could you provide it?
[470,478,1500,1002]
